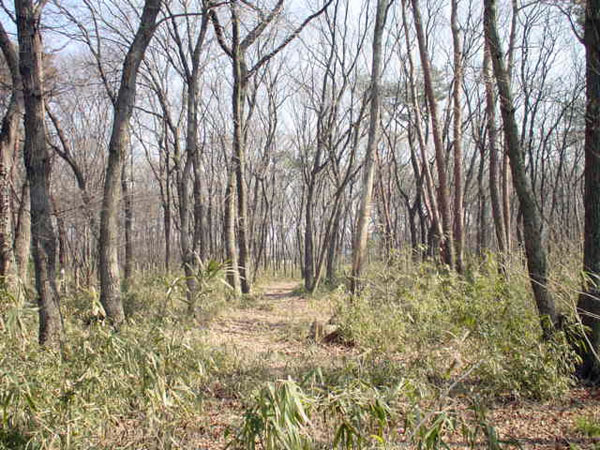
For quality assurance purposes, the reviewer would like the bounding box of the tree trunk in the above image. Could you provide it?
[0,22,22,285]
[351,0,388,293]
[304,182,315,291]
[451,0,464,272]
[182,64,200,312]
[326,204,342,283]
[14,180,31,284]
[578,0,600,381]
[0,93,18,284]
[15,0,62,345]
[192,151,205,261]
[98,0,161,326]
[163,183,171,272]
[484,0,557,336]
[224,169,241,294]
[483,41,506,255]
[121,155,133,290]
[232,55,252,294]
[410,0,454,267]
[401,0,442,259]
[179,155,198,311]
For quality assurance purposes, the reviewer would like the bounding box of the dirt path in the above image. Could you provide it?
[206,280,331,356]
[196,280,351,447]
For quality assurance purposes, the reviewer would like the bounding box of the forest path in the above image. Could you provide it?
[197,280,354,447]
[206,280,331,358]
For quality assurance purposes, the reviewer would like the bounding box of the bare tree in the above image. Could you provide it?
[15,0,63,345]
[210,0,333,294]
[351,0,389,292]
[451,0,464,273]
[410,0,455,267]
[162,0,210,312]
[483,40,506,257]
[484,0,557,336]
[98,0,162,325]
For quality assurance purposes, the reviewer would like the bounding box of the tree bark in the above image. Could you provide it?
[304,182,316,291]
[121,154,133,290]
[231,50,252,294]
[351,0,388,293]
[0,23,21,284]
[451,0,464,273]
[98,0,161,326]
[410,0,454,267]
[224,168,241,294]
[14,180,31,283]
[578,0,600,381]
[326,204,342,283]
[484,0,557,336]
[178,154,199,309]
[15,0,63,345]
[483,41,507,256]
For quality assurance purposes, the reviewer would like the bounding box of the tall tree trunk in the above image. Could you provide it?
[0,23,21,284]
[15,0,62,345]
[192,151,205,261]
[410,0,455,267]
[98,0,161,326]
[477,144,487,256]
[451,0,464,272]
[0,129,15,284]
[502,0,518,254]
[326,204,342,283]
[163,179,171,272]
[179,156,198,310]
[182,67,200,312]
[578,0,600,381]
[232,54,252,294]
[351,0,388,293]
[484,0,557,336]
[169,6,209,307]
[401,0,442,258]
[483,41,506,255]
[502,145,511,251]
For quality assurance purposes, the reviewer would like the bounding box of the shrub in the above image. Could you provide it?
[333,254,579,400]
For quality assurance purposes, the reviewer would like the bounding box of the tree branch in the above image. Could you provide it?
[247,0,334,79]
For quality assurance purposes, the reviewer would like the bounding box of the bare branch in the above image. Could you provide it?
[248,0,334,79]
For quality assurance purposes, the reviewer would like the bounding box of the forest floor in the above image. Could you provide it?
[191,280,599,449]
[196,280,353,447]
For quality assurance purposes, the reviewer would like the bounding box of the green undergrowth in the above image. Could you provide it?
[227,253,586,449]
[333,254,581,400]
[0,268,238,449]
[0,253,589,449]
[228,370,519,449]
